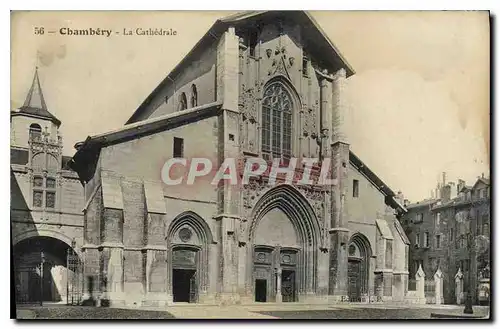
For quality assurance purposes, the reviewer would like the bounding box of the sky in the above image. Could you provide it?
[10,11,490,202]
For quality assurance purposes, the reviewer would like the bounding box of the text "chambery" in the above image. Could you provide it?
[59,28,112,37]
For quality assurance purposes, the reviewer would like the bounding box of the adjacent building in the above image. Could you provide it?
[68,11,410,307]
[401,173,491,305]
[11,68,85,303]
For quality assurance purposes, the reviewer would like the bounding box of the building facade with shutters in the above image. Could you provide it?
[11,68,85,304]
[401,173,491,305]
[69,11,410,306]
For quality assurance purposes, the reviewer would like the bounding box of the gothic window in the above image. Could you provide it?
[46,177,56,189]
[46,192,56,208]
[32,176,57,209]
[178,92,187,111]
[435,234,441,249]
[33,190,43,208]
[29,123,42,140]
[190,84,198,108]
[33,176,43,187]
[261,83,292,161]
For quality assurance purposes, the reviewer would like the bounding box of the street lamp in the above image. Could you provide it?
[464,233,473,314]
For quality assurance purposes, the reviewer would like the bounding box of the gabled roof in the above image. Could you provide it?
[406,198,438,209]
[126,11,355,124]
[472,177,490,189]
[12,67,61,126]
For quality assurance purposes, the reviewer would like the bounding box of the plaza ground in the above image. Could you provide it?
[16,303,490,320]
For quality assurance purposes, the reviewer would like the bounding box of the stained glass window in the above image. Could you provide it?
[261,83,292,161]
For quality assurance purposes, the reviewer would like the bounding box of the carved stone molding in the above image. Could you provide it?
[239,84,258,123]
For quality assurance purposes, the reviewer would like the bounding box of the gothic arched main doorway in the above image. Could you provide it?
[347,233,372,302]
[248,184,321,303]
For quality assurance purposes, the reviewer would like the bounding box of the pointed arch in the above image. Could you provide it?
[190,84,198,108]
[177,92,187,111]
[167,211,214,245]
[349,232,373,258]
[249,184,320,248]
[348,232,373,300]
[247,184,321,296]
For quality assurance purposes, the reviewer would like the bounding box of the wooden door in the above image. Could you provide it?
[348,260,361,302]
[282,270,296,302]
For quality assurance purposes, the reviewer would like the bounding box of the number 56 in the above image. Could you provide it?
[34,27,44,35]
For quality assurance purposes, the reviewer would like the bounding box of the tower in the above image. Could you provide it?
[11,67,63,209]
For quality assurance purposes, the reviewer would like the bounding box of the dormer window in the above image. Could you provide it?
[29,123,42,141]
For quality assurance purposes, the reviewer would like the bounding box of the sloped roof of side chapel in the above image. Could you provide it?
[12,67,61,126]
[126,11,355,124]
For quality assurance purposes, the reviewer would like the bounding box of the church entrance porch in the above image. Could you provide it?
[172,269,197,303]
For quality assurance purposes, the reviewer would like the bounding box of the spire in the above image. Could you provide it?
[17,67,61,126]
[23,66,47,111]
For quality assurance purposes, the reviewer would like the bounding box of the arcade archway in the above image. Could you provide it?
[13,236,79,303]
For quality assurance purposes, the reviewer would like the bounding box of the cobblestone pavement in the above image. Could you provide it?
[16,303,490,320]
[16,305,176,319]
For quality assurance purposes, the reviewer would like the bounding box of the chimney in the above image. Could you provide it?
[395,191,404,205]
[449,182,457,199]
[441,184,451,202]
[442,172,447,186]
[457,179,465,194]
[404,199,409,207]
[482,172,485,179]
[431,190,435,199]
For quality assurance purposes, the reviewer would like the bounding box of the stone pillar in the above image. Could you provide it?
[142,181,168,307]
[81,185,102,305]
[276,267,282,303]
[415,264,426,304]
[215,25,241,305]
[328,68,350,302]
[99,174,125,307]
[455,267,464,305]
[434,268,443,305]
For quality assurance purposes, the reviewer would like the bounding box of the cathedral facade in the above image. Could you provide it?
[69,11,410,306]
